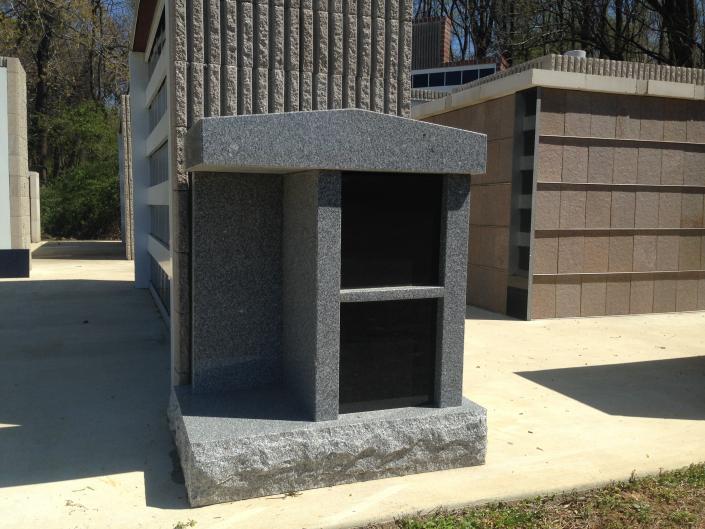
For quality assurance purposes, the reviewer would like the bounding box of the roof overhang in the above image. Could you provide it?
[185,109,487,175]
[131,0,158,53]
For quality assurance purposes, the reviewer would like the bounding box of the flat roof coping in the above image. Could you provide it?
[412,54,705,120]
[185,109,487,175]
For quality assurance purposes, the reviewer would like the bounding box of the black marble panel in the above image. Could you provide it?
[0,249,30,278]
[339,299,437,413]
[341,172,442,288]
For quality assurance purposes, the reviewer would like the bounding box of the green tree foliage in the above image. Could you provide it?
[0,0,130,239]
[40,102,120,239]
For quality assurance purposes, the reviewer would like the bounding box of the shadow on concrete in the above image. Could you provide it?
[175,385,309,422]
[465,305,518,321]
[0,277,187,509]
[517,356,705,420]
[32,241,125,260]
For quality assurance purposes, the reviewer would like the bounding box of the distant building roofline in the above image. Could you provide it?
[412,54,705,120]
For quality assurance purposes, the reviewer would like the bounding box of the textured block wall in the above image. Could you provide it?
[1,58,30,250]
[167,0,413,384]
[532,88,705,318]
[424,95,514,314]
[170,0,412,134]
[119,95,134,260]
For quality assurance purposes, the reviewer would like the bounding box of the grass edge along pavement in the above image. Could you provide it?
[362,463,705,529]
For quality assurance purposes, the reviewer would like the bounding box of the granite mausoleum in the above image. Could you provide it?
[172,110,486,505]
[414,55,705,319]
[129,0,488,507]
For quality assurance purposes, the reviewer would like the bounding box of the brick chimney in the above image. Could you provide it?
[412,16,452,69]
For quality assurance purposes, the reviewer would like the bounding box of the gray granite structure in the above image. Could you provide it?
[168,108,488,506]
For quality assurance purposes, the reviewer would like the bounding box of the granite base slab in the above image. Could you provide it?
[168,386,487,507]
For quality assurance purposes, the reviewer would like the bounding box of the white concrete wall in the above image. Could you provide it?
[118,95,135,260]
[29,171,40,243]
[130,1,173,297]
[0,67,11,249]
[2,58,30,250]
[129,53,152,289]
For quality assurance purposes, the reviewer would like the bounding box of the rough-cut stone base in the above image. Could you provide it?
[168,386,487,507]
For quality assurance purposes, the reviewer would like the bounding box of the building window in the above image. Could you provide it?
[149,142,169,186]
[445,71,462,85]
[523,130,536,155]
[479,68,495,78]
[148,80,167,132]
[519,209,532,233]
[147,10,166,79]
[520,170,534,194]
[428,72,445,87]
[150,255,171,313]
[150,205,170,248]
[412,74,429,88]
[517,246,530,271]
[462,69,479,83]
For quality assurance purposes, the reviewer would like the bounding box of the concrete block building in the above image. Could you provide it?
[414,55,705,319]
[0,57,32,276]
[129,0,414,385]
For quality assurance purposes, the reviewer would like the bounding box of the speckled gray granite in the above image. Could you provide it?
[185,109,486,175]
[282,171,341,421]
[191,172,283,393]
[168,386,487,507]
[181,111,486,505]
[436,175,471,408]
[340,285,445,303]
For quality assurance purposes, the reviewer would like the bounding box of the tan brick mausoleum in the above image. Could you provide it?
[414,55,705,319]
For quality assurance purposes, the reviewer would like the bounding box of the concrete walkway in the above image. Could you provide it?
[1,242,704,529]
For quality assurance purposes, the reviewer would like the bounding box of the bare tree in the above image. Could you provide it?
[413,0,705,67]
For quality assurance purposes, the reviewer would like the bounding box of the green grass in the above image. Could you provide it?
[374,464,705,529]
